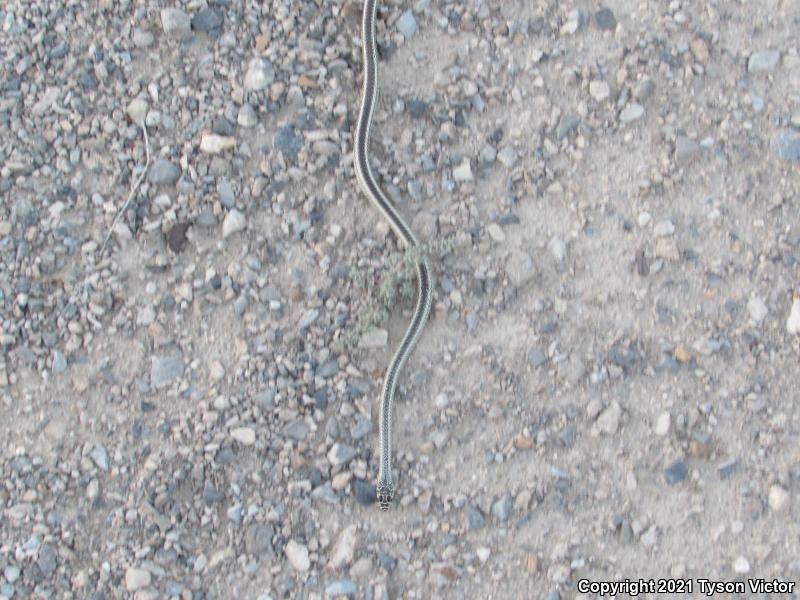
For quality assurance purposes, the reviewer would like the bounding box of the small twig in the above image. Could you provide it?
[99,120,151,256]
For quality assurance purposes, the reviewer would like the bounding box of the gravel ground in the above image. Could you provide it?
[1,1,799,599]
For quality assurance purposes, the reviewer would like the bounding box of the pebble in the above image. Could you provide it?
[160,8,191,38]
[594,8,617,30]
[359,328,388,348]
[222,209,247,238]
[192,7,223,35]
[125,567,151,591]
[90,445,109,471]
[487,223,505,242]
[353,479,376,506]
[776,129,800,162]
[327,443,357,467]
[527,348,547,368]
[284,540,310,572]
[748,50,781,73]
[126,98,149,123]
[326,580,357,597]
[654,412,670,436]
[200,133,236,154]
[787,293,800,334]
[664,460,688,485]
[453,159,473,182]
[217,180,235,208]
[479,145,497,164]
[230,427,256,445]
[244,59,275,91]
[151,356,185,388]
[396,11,418,38]
[506,250,536,287]
[768,485,789,512]
[556,114,580,139]
[52,350,67,374]
[747,297,768,324]
[548,236,566,261]
[273,125,303,160]
[238,104,258,128]
[595,401,621,434]
[492,493,513,522]
[497,146,517,168]
[620,103,645,123]
[476,547,491,563]
[733,556,750,574]
[675,136,701,165]
[148,159,181,185]
[589,80,610,101]
[298,309,319,329]
[329,525,358,570]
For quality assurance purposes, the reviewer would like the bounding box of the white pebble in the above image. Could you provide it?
[747,297,769,324]
[285,540,310,572]
[768,485,789,512]
[733,556,750,574]
[230,427,256,445]
[589,80,610,101]
[653,220,675,237]
[654,412,670,436]
[200,133,236,154]
[453,159,473,182]
[222,209,246,238]
[786,293,800,335]
[476,546,491,562]
[125,567,151,591]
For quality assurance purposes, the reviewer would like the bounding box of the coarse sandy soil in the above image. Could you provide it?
[1,1,799,599]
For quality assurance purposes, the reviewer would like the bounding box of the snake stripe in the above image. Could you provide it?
[354,0,433,511]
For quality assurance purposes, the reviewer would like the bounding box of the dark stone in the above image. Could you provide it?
[378,551,396,573]
[79,71,98,90]
[353,478,376,506]
[192,7,224,35]
[466,504,485,530]
[406,99,427,119]
[167,221,190,253]
[36,544,57,577]
[718,459,738,480]
[203,483,225,504]
[664,459,688,485]
[595,8,617,30]
[244,524,274,557]
[212,116,235,136]
[273,125,303,161]
[215,447,236,465]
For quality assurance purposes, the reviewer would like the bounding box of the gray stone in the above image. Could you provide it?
[675,136,701,165]
[37,544,57,577]
[244,58,275,91]
[273,125,303,160]
[222,209,246,238]
[556,114,580,139]
[595,8,616,30]
[238,104,257,128]
[217,180,235,208]
[620,103,644,122]
[90,446,109,471]
[479,145,497,164]
[148,159,181,185]
[244,524,274,557]
[150,356,185,388]
[192,7,223,34]
[125,567,152,592]
[497,146,517,167]
[776,129,800,162]
[298,309,319,329]
[396,10,418,38]
[748,49,781,73]
[282,420,309,441]
[505,249,536,287]
[353,479,376,506]
[527,348,547,368]
[350,415,372,440]
[492,493,513,522]
[160,8,191,38]
[327,443,357,467]
[52,350,67,374]
[326,580,357,597]
[664,459,688,485]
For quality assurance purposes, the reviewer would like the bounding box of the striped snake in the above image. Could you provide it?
[354,0,432,510]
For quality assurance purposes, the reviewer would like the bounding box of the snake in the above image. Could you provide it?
[354,0,432,510]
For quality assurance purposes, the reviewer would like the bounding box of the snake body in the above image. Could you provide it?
[354,0,432,511]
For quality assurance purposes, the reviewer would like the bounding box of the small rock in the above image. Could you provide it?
[396,10,417,38]
[487,223,505,242]
[148,159,181,185]
[298,309,319,329]
[151,356,184,388]
[126,98,149,122]
[787,293,800,334]
[620,103,645,123]
[556,114,580,139]
[453,159,473,182]
[327,443,357,467]
[222,209,246,238]
[353,479,376,506]
[492,493,513,522]
[244,524,274,557]
[238,104,258,128]
[160,8,191,38]
[664,459,688,485]
[284,540,310,572]
[90,446,109,471]
[654,412,670,436]
[244,58,275,91]
[527,348,547,368]
[506,250,536,287]
[37,544,57,577]
[776,129,800,162]
[329,525,358,570]
[200,133,236,154]
[217,180,235,208]
[192,7,223,34]
[748,50,781,73]
[209,360,225,382]
[476,547,491,563]
[479,145,497,164]
[132,28,155,48]
[548,236,566,261]
[273,125,303,160]
[747,297,768,324]
[125,567,151,592]
[594,7,616,30]
[595,401,621,434]
[768,485,789,512]
[52,351,67,374]
[326,580,357,597]
[675,136,701,165]
[497,146,517,168]
[733,556,750,574]
[589,80,610,101]
[359,328,388,348]
[230,427,256,445]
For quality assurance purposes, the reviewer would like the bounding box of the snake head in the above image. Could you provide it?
[376,483,394,511]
